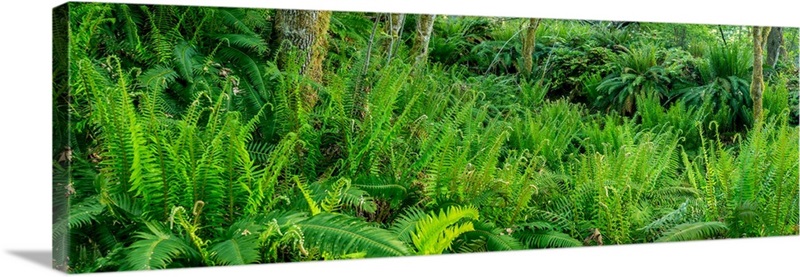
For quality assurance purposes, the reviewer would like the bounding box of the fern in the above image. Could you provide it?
[655,221,728,242]
[299,213,411,257]
[340,186,378,214]
[390,207,429,243]
[214,34,268,54]
[515,230,582,248]
[209,219,262,265]
[458,220,524,251]
[138,66,179,91]
[410,206,480,255]
[320,177,351,213]
[68,197,105,229]
[121,222,195,270]
[174,41,197,83]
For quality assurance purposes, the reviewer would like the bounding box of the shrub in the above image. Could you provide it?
[675,43,753,132]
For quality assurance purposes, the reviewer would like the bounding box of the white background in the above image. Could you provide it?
[0,0,798,276]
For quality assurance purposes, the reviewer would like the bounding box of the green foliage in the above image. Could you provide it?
[682,115,799,238]
[675,43,753,131]
[635,93,708,149]
[429,16,492,66]
[58,3,799,272]
[408,206,480,255]
[454,220,524,252]
[510,99,583,167]
[763,76,791,121]
[209,219,263,265]
[655,221,728,242]
[121,222,195,270]
[516,230,583,248]
[596,45,671,114]
[299,213,411,257]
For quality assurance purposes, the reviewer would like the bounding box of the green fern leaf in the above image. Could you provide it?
[321,177,350,213]
[298,213,411,257]
[173,41,197,83]
[209,219,262,265]
[655,221,728,242]
[460,221,524,251]
[121,222,193,270]
[390,207,429,243]
[352,178,407,199]
[214,34,268,54]
[138,66,178,91]
[341,186,377,214]
[515,230,583,248]
[217,46,266,96]
[68,196,105,229]
[411,206,480,255]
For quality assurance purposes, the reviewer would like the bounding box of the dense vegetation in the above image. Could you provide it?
[53,3,799,273]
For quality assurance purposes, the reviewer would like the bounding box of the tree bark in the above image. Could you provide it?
[385,13,405,64]
[766,27,783,69]
[275,9,332,109]
[522,18,542,76]
[751,26,771,123]
[411,14,436,67]
[386,13,406,46]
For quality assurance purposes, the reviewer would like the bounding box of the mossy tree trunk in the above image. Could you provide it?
[766,27,783,69]
[275,9,332,110]
[411,14,436,67]
[751,26,771,123]
[522,18,542,76]
[385,13,405,52]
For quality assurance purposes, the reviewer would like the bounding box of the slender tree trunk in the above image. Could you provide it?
[275,9,332,109]
[386,14,406,47]
[411,14,436,67]
[385,13,405,65]
[522,18,542,76]
[766,27,783,69]
[751,26,771,123]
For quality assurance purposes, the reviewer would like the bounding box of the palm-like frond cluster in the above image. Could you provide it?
[53,3,799,273]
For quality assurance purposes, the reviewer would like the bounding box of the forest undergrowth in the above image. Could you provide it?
[52,3,799,272]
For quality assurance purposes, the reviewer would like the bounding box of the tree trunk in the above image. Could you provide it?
[751,26,771,123]
[384,13,405,65]
[386,13,405,46]
[522,18,542,76]
[411,14,436,67]
[766,27,783,69]
[275,9,332,109]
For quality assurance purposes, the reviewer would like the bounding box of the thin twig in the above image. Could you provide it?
[363,13,380,74]
[718,25,727,47]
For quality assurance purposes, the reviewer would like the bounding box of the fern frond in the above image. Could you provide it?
[138,66,178,91]
[217,46,266,97]
[214,34,268,54]
[295,176,321,216]
[68,196,105,229]
[352,178,407,199]
[321,177,350,213]
[340,186,378,214]
[514,230,582,248]
[390,207,429,243]
[410,205,479,255]
[460,220,524,251]
[173,41,197,82]
[209,219,262,265]
[121,222,194,270]
[298,213,411,257]
[655,221,728,242]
